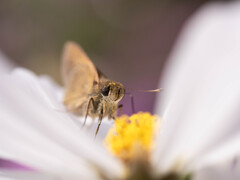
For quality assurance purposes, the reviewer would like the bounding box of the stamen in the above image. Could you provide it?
[104,112,160,163]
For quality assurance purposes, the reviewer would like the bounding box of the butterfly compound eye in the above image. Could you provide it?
[101,86,110,96]
[118,88,123,96]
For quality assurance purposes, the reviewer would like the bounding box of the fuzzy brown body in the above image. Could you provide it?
[61,41,124,135]
[88,82,120,118]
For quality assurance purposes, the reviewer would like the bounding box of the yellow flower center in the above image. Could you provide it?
[104,112,160,163]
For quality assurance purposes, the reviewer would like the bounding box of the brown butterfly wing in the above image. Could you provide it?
[61,41,99,115]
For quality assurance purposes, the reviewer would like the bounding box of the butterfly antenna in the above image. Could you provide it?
[126,88,163,93]
[136,88,163,92]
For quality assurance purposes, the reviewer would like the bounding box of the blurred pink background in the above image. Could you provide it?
[0,0,229,114]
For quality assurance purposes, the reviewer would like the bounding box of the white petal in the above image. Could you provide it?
[194,165,240,180]
[0,68,123,179]
[0,170,56,180]
[0,51,15,74]
[192,133,240,180]
[0,170,101,180]
[153,1,240,174]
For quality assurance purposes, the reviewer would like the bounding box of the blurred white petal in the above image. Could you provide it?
[192,132,240,180]
[0,51,15,74]
[0,170,56,180]
[153,0,240,175]
[0,68,123,179]
[194,164,240,180]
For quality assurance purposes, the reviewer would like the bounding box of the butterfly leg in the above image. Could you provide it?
[95,108,103,138]
[129,93,136,113]
[83,97,95,127]
[118,104,123,116]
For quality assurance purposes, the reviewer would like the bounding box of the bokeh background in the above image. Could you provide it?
[0,0,230,114]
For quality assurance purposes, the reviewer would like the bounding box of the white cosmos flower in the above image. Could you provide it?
[1,1,240,180]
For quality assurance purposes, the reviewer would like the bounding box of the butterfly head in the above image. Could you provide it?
[101,82,125,102]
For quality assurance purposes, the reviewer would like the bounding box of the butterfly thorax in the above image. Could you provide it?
[88,96,118,119]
